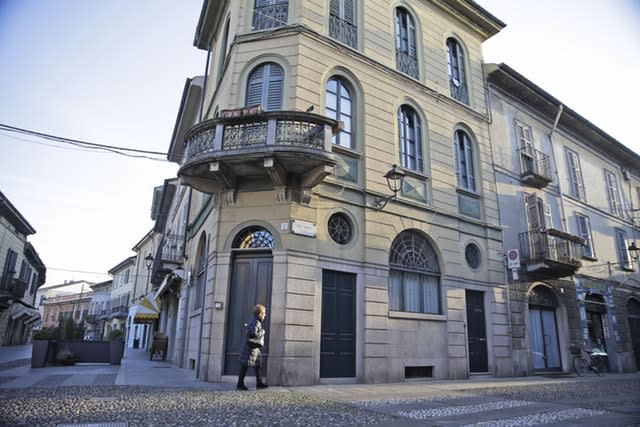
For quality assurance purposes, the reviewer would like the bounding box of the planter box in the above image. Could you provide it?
[31,340,49,368]
[109,340,124,365]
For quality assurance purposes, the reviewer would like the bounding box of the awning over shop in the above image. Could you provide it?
[130,295,160,324]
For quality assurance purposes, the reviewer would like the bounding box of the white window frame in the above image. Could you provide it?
[566,148,585,201]
[605,170,622,216]
[615,228,633,270]
[576,214,595,258]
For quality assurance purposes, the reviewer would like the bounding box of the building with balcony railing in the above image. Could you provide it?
[155,0,509,386]
[0,190,46,345]
[486,62,640,374]
[40,289,92,330]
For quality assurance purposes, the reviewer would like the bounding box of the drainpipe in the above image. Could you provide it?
[200,45,211,122]
[549,104,567,231]
[196,234,210,379]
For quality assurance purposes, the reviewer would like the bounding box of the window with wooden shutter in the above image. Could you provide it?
[566,149,585,201]
[329,0,356,47]
[1,249,17,289]
[454,129,475,191]
[246,63,283,111]
[446,38,468,104]
[576,214,595,258]
[394,8,418,79]
[398,105,422,172]
[615,228,632,269]
[605,170,622,216]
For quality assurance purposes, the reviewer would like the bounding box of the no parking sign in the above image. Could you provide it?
[507,249,520,269]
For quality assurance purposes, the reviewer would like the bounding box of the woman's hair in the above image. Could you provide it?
[252,304,266,316]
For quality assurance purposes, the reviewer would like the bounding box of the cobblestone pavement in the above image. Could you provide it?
[1,375,639,426]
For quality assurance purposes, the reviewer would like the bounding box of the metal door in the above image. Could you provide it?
[466,290,488,372]
[529,306,561,371]
[320,270,356,378]
[223,252,272,375]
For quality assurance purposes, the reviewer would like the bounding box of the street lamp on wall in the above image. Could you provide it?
[144,253,154,294]
[374,164,405,210]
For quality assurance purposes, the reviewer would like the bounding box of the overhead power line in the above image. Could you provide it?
[0,123,170,161]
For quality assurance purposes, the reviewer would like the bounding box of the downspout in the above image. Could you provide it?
[549,104,567,231]
[178,187,193,368]
[200,45,211,122]
[196,233,209,379]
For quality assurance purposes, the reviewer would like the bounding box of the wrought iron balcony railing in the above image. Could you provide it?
[449,79,469,104]
[150,233,185,285]
[518,145,552,188]
[396,50,419,79]
[179,109,338,200]
[252,2,288,31]
[329,15,357,48]
[519,228,584,278]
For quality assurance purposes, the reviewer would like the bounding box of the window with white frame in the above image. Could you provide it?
[515,120,535,174]
[566,148,585,201]
[388,230,441,314]
[576,214,595,258]
[454,129,475,191]
[246,62,284,111]
[446,38,468,104]
[394,7,418,79]
[605,170,622,216]
[325,77,353,148]
[615,228,633,270]
[329,0,357,48]
[398,105,423,172]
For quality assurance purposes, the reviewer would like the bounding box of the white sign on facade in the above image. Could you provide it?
[291,219,317,237]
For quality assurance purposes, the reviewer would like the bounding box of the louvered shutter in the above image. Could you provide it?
[329,0,340,17]
[265,63,283,110]
[606,171,621,215]
[567,150,584,198]
[344,0,355,25]
[407,15,416,58]
[395,10,403,51]
[246,65,265,107]
[526,193,541,230]
[415,112,423,172]
[457,44,465,86]
[399,108,407,168]
[464,134,474,191]
[543,202,553,229]
[454,133,462,187]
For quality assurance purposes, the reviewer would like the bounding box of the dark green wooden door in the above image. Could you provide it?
[320,270,356,378]
[466,290,488,373]
[224,252,272,375]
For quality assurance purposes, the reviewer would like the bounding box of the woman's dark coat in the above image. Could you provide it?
[239,315,265,367]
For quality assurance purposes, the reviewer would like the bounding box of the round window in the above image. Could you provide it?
[328,213,353,245]
[465,243,481,269]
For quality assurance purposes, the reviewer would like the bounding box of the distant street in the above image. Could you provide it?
[0,372,639,426]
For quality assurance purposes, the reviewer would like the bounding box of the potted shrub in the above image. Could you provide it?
[31,328,57,368]
[56,347,77,365]
[108,329,125,365]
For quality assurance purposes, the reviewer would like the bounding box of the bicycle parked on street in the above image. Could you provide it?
[570,343,607,376]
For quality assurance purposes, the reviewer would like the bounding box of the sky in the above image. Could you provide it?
[1,1,638,287]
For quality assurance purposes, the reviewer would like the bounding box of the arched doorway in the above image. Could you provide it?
[528,285,561,371]
[223,226,274,375]
[627,298,640,371]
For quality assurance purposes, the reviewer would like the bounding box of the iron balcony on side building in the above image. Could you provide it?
[150,233,185,286]
[518,145,552,188]
[178,107,340,205]
[519,228,584,279]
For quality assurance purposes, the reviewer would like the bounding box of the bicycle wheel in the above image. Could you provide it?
[573,356,587,376]
[591,355,605,376]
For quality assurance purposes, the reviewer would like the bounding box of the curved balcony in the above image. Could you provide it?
[178,109,340,204]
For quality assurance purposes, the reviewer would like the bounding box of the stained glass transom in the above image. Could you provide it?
[232,226,275,249]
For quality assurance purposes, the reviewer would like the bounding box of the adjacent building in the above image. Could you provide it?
[85,280,112,340]
[105,257,135,338]
[486,63,640,374]
[0,189,46,345]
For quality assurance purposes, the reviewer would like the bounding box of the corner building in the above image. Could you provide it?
[169,0,508,386]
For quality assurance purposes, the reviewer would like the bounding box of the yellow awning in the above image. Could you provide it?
[130,295,160,324]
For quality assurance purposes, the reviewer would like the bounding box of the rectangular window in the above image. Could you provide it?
[605,170,622,216]
[615,228,632,270]
[252,0,288,31]
[329,0,357,48]
[576,214,595,258]
[394,8,418,79]
[1,248,18,289]
[566,148,585,201]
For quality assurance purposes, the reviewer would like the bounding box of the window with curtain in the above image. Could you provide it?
[329,0,357,48]
[246,62,284,111]
[398,105,422,172]
[446,38,468,104]
[394,7,418,79]
[454,129,475,191]
[388,231,441,314]
[325,77,353,148]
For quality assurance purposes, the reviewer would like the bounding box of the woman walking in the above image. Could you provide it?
[237,304,269,390]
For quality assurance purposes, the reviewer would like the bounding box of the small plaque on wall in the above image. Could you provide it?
[291,219,317,237]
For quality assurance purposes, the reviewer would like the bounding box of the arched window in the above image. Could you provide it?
[232,226,275,249]
[326,77,353,148]
[388,230,441,314]
[446,38,468,104]
[193,235,207,310]
[454,129,475,191]
[398,105,423,172]
[394,7,418,79]
[246,62,284,111]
